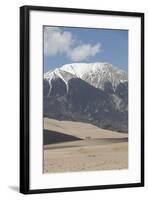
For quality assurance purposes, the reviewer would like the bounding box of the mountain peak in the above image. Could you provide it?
[44,62,127,92]
[43,62,128,133]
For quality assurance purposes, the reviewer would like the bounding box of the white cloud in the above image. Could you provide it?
[44,27,73,56]
[69,43,101,61]
[44,27,101,61]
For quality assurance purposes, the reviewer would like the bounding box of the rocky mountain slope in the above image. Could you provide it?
[44,62,128,132]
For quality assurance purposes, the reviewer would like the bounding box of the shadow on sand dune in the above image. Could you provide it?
[43,129,81,145]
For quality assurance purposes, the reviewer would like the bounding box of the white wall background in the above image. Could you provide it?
[0,0,147,199]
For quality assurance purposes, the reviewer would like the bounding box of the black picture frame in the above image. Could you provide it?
[20,5,144,194]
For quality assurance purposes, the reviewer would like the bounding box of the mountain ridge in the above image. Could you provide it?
[43,62,128,133]
[44,62,128,93]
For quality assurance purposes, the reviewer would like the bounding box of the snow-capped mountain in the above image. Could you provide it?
[44,62,128,93]
[44,62,128,133]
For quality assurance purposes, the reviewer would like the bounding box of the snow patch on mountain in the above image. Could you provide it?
[61,62,127,91]
[44,62,128,93]
[44,68,77,94]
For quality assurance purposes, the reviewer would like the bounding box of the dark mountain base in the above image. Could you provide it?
[44,78,128,133]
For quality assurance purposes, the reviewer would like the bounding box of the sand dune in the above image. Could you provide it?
[43,118,128,173]
[44,142,128,173]
[44,137,128,150]
[43,129,81,145]
[44,118,127,140]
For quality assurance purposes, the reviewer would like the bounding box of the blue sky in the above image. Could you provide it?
[44,26,128,72]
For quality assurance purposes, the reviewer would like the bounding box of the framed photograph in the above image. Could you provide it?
[20,5,144,194]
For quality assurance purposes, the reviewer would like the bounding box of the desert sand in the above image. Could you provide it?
[43,118,128,173]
